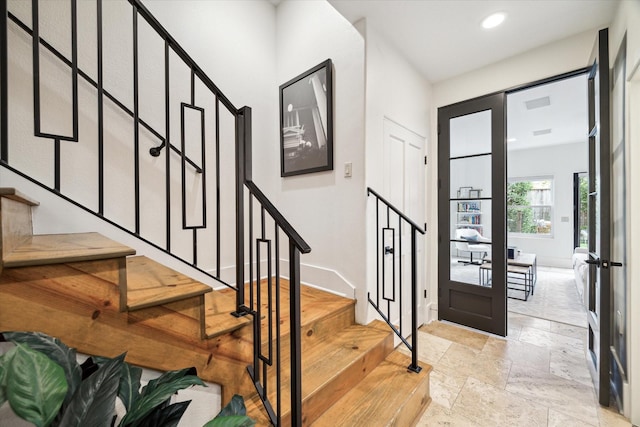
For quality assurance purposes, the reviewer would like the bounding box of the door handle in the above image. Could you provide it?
[384,246,394,255]
[585,258,601,267]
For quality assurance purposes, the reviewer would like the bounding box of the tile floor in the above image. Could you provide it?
[414,313,632,426]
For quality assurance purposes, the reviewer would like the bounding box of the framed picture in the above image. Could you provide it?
[280,59,333,177]
[457,186,472,199]
[469,189,482,199]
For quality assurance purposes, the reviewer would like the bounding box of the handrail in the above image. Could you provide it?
[245,180,311,254]
[367,187,425,234]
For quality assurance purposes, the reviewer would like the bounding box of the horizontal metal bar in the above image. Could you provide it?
[367,187,425,234]
[246,180,311,253]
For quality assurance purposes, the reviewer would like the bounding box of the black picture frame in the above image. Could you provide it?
[280,59,333,177]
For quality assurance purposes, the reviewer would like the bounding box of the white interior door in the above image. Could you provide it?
[383,117,426,326]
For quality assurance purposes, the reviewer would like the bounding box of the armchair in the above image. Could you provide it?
[455,228,491,265]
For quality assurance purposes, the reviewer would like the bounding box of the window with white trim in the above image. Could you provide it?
[507,178,553,236]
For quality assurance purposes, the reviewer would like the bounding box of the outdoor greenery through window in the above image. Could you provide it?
[507,178,553,235]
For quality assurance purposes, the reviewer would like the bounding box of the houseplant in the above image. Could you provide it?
[0,332,254,427]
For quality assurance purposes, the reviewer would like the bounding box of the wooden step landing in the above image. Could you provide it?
[125,256,212,311]
[247,320,394,426]
[311,350,432,427]
[2,232,136,268]
[0,188,39,206]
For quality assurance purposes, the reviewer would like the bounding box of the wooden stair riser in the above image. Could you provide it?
[0,262,206,344]
[0,280,255,398]
[0,197,34,264]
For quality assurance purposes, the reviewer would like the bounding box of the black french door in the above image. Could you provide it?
[437,93,507,336]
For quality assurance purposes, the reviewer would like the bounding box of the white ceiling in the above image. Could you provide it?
[327,0,618,83]
[325,0,612,151]
[507,73,588,151]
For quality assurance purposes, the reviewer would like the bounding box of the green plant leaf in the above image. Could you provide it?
[0,347,17,407]
[6,343,67,427]
[202,415,256,427]
[58,353,125,427]
[119,371,204,426]
[119,362,142,412]
[140,367,196,395]
[135,400,191,427]
[216,395,247,417]
[4,331,82,404]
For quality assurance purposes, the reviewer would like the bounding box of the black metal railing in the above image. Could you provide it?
[367,187,424,373]
[1,0,236,285]
[234,108,310,426]
[1,1,309,424]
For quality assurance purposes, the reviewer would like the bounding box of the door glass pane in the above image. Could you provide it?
[449,155,492,199]
[450,110,492,157]
[449,109,493,288]
[450,200,493,287]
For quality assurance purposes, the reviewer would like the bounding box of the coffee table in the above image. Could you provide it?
[479,253,537,300]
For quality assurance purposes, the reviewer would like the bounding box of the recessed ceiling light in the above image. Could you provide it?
[482,12,506,29]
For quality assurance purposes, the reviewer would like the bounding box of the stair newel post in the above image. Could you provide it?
[409,226,422,373]
[289,240,303,427]
[234,106,252,316]
[1,0,7,163]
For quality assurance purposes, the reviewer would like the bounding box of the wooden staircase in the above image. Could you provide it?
[0,188,431,426]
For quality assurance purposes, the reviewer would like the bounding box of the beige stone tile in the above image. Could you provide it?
[482,336,550,373]
[436,343,512,389]
[548,408,598,427]
[428,367,466,409]
[597,406,633,427]
[507,322,522,340]
[399,330,453,366]
[550,321,588,341]
[519,326,585,356]
[549,349,592,387]
[416,401,479,426]
[452,377,548,426]
[420,321,489,351]
[506,364,598,424]
[508,312,551,331]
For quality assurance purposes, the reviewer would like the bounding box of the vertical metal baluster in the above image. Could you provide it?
[398,215,402,336]
[164,40,170,250]
[249,194,254,310]
[387,206,391,319]
[275,224,281,426]
[289,241,302,427]
[32,0,40,136]
[409,227,421,373]
[132,5,140,234]
[54,138,60,191]
[375,197,380,307]
[70,0,77,141]
[193,229,197,265]
[97,0,104,214]
[0,0,7,163]
[215,97,220,277]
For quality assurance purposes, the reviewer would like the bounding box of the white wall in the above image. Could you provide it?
[507,142,587,268]
[357,20,432,324]
[274,0,365,303]
[610,1,640,424]
[427,30,599,322]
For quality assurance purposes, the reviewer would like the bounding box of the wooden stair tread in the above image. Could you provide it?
[222,279,356,341]
[247,321,393,424]
[204,290,251,338]
[0,188,39,206]
[3,232,136,267]
[125,256,212,311]
[311,350,432,426]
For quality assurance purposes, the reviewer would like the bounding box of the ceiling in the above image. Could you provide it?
[327,0,618,83]
[326,0,613,151]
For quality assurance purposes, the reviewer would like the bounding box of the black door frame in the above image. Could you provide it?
[437,92,507,336]
[437,69,590,338]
